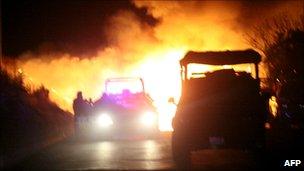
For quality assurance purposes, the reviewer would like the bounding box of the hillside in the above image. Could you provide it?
[0,67,74,166]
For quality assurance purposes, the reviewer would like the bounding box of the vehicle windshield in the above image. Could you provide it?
[187,63,256,79]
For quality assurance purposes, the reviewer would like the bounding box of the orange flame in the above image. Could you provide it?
[17,2,255,131]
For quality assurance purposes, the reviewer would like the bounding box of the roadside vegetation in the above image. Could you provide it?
[0,67,73,164]
[246,10,304,154]
[246,11,304,90]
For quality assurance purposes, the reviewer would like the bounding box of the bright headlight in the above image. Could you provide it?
[96,113,113,128]
[140,111,156,126]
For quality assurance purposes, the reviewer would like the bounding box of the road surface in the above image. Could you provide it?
[10,133,301,170]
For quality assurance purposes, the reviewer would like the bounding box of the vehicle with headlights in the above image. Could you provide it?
[87,77,159,139]
[171,49,266,167]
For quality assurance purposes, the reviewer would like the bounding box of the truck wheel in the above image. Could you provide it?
[172,131,190,169]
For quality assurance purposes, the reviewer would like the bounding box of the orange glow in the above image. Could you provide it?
[269,96,278,118]
[187,63,256,79]
[16,2,255,132]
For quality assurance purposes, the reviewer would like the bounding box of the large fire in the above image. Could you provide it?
[16,1,258,131]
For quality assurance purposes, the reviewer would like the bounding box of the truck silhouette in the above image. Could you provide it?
[171,49,266,167]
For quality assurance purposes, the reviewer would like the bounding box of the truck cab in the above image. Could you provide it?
[172,49,266,167]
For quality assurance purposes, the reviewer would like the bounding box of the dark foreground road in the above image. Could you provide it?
[11,135,174,170]
[9,133,303,170]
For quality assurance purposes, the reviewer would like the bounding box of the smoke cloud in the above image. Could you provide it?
[16,1,303,115]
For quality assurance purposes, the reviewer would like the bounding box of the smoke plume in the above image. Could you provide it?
[15,1,303,131]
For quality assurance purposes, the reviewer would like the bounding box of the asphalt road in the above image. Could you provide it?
[12,135,174,170]
[10,133,303,170]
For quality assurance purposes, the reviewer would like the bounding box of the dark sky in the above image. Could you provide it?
[3,0,299,58]
[2,0,157,57]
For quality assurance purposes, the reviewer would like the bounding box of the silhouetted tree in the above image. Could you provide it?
[246,12,304,89]
[266,30,304,84]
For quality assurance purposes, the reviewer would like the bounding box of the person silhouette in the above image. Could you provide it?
[73,91,87,136]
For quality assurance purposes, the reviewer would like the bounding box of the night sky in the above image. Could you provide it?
[2,0,157,57]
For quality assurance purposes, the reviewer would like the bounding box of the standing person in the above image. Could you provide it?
[73,91,86,137]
